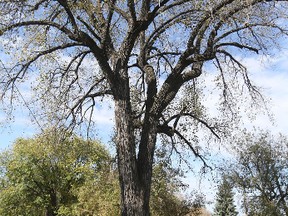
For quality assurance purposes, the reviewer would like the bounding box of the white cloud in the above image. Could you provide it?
[242,51,288,134]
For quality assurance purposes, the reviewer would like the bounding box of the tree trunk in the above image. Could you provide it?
[115,97,157,216]
[115,98,142,215]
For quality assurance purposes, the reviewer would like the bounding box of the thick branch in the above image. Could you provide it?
[216,42,259,53]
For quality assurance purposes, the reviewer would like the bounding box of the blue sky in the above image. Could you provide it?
[0,100,115,150]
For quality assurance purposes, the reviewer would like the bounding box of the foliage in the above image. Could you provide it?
[71,158,201,216]
[229,131,288,216]
[150,161,190,216]
[1,0,288,215]
[150,148,208,216]
[0,129,112,216]
[68,168,121,216]
[189,191,208,216]
[213,176,238,216]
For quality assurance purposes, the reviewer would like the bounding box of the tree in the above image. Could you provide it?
[213,176,238,216]
[186,190,208,216]
[229,131,288,216]
[1,1,288,215]
[0,129,112,216]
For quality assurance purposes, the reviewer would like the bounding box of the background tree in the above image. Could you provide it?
[0,129,112,216]
[229,131,288,216]
[187,190,208,216]
[1,1,288,215]
[213,176,238,216]
[72,166,121,216]
[150,158,193,216]
[73,148,198,216]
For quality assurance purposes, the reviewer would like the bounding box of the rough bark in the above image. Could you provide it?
[113,68,145,215]
[113,63,158,215]
[115,108,157,215]
[115,99,144,215]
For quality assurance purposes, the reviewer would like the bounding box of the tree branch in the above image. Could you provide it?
[216,42,259,53]
[174,129,210,168]
[167,112,220,140]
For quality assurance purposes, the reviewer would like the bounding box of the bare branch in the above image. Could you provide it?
[0,20,77,41]
[167,112,220,140]
[128,0,137,22]
[56,0,79,32]
[174,129,211,168]
[2,43,83,95]
[216,50,246,69]
[76,16,102,42]
[216,42,259,53]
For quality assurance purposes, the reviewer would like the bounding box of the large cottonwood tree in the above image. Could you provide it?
[0,0,288,215]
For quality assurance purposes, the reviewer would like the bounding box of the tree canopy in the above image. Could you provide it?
[1,0,288,215]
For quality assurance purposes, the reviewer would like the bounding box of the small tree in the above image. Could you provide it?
[214,177,238,216]
[188,191,207,216]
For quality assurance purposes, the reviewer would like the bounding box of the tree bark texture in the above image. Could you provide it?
[114,72,157,216]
